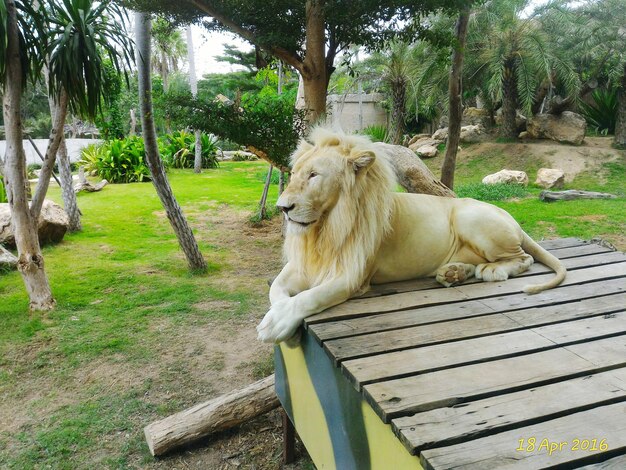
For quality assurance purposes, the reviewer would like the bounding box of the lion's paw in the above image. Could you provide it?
[475,263,509,282]
[257,298,302,344]
[436,263,475,287]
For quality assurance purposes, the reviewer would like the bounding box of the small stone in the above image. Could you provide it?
[535,168,565,189]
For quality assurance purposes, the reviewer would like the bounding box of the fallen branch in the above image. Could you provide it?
[540,190,617,202]
[73,167,108,193]
[144,374,279,456]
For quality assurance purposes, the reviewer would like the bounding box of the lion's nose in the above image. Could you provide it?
[278,202,295,214]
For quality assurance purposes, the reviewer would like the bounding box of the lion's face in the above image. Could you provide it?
[277,140,375,234]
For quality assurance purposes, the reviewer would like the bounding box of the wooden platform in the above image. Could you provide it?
[275,238,626,469]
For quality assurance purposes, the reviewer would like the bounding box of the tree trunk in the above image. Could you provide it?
[388,77,407,145]
[373,143,456,197]
[144,374,279,456]
[2,0,55,311]
[259,165,273,219]
[500,63,518,139]
[614,65,626,148]
[441,7,470,190]
[30,89,69,220]
[129,108,137,136]
[186,26,203,173]
[135,12,208,272]
[301,0,327,125]
[57,136,82,231]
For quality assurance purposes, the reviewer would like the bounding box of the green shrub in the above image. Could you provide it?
[79,137,151,184]
[579,88,618,135]
[0,174,6,203]
[231,152,257,162]
[158,130,219,169]
[456,182,529,201]
[361,125,390,143]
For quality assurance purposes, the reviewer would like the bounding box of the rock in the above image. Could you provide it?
[526,111,586,145]
[0,199,69,248]
[482,169,529,186]
[0,245,17,271]
[535,168,565,189]
[462,107,492,127]
[431,128,448,142]
[408,138,439,151]
[459,124,485,143]
[431,125,485,144]
[407,133,432,146]
[414,144,438,158]
[518,131,529,139]
[495,109,527,132]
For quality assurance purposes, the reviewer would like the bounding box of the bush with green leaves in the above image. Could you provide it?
[79,137,150,184]
[158,131,219,169]
[361,125,390,143]
[0,174,6,203]
[579,88,618,136]
[456,182,529,201]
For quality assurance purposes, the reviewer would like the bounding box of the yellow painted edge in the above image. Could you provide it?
[280,344,336,470]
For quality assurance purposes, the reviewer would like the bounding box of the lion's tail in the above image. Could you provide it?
[521,233,567,294]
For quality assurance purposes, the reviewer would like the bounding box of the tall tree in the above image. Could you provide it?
[151,17,187,92]
[129,0,469,125]
[186,25,203,173]
[135,12,208,272]
[441,6,470,190]
[1,0,55,310]
[30,0,134,221]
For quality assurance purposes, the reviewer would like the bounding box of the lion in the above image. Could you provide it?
[257,128,566,343]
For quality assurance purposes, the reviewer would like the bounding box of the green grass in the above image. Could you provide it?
[456,182,529,201]
[0,162,280,468]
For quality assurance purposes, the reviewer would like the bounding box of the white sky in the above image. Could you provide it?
[188,25,253,76]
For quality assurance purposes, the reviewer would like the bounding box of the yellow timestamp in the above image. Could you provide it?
[516,437,609,456]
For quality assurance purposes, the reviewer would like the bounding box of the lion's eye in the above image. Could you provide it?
[308,172,318,180]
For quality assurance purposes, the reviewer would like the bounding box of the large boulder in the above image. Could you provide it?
[0,245,17,271]
[440,107,492,128]
[414,144,438,158]
[409,137,439,151]
[431,124,486,144]
[482,169,529,186]
[407,133,432,146]
[431,127,448,142]
[526,111,586,145]
[535,168,565,189]
[495,109,528,132]
[0,199,69,248]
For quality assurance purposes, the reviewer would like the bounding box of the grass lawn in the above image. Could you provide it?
[0,146,624,469]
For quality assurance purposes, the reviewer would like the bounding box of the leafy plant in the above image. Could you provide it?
[79,137,150,183]
[361,125,390,143]
[159,131,219,169]
[456,182,529,201]
[578,88,618,135]
[0,174,6,203]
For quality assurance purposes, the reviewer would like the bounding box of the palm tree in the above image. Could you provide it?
[30,0,134,221]
[135,11,208,272]
[465,0,580,138]
[151,17,187,92]
[1,0,55,310]
[186,25,203,173]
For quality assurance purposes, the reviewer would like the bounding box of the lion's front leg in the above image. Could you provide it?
[258,277,354,343]
[435,262,476,287]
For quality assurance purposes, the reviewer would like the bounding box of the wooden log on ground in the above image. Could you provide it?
[373,142,456,198]
[144,374,279,456]
[540,189,617,202]
[73,166,108,193]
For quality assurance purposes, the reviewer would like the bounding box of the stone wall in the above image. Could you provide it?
[327,93,388,132]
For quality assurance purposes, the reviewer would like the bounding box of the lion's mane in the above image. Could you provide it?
[284,128,396,291]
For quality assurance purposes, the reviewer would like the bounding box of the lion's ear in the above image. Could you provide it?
[350,150,376,173]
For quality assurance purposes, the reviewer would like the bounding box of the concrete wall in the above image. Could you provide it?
[0,138,101,166]
[327,93,388,133]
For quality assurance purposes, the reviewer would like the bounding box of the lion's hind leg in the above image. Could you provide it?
[475,253,533,282]
[436,263,476,287]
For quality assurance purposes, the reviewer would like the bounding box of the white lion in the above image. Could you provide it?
[257,128,566,343]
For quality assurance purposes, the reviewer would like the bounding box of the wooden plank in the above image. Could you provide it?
[548,243,613,258]
[309,276,626,346]
[320,291,626,360]
[536,237,586,249]
[392,368,626,454]
[361,249,625,299]
[342,313,626,385]
[420,402,626,470]
[576,454,626,469]
[363,335,626,422]
[306,262,626,324]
